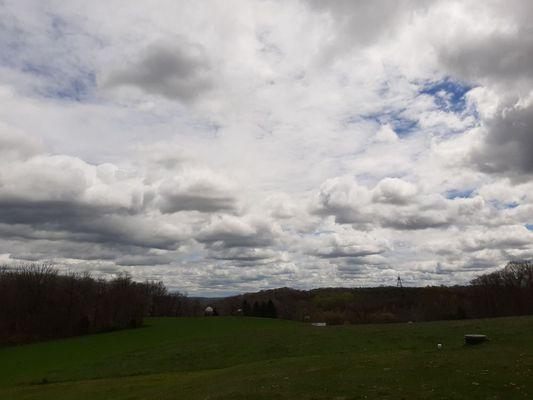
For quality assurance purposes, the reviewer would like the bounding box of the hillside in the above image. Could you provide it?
[1,316,532,399]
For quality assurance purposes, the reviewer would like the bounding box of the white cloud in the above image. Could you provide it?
[0,0,532,294]
[374,124,398,143]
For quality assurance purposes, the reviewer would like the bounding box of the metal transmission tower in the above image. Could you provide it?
[396,275,403,288]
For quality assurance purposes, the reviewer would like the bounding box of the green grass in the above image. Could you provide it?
[1,316,532,399]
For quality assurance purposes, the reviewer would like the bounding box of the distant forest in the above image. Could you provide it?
[1,261,532,345]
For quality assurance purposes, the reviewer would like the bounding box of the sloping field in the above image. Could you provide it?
[1,316,532,399]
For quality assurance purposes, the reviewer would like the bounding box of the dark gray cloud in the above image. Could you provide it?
[315,248,382,259]
[440,33,533,86]
[103,40,212,102]
[435,3,533,179]
[115,251,177,267]
[438,0,533,88]
[159,194,236,213]
[210,247,275,262]
[0,200,180,250]
[157,175,237,214]
[469,102,533,177]
[0,234,171,265]
[380,212,450,230]
[335,263,369,278]
[197,217,276,249]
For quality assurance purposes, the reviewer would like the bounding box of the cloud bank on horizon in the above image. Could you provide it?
[1,0,532,295]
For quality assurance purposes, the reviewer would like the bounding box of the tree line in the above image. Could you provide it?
[241,299,277,318]
[0,264,201,345]
[211,261,533,325]
[1,260,532,345]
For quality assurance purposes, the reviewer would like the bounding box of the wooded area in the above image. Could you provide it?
[0,265,201,345]
[215,261,533,325]
[1,261,532,345]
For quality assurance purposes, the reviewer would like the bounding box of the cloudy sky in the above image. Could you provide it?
[1,0,532,295]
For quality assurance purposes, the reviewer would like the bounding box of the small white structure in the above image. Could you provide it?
[311,322,327,327]
[204,306,214,316]
[437,343,443,350]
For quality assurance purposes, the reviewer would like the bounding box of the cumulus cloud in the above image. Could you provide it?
[373,124,399,143]
[197,215,278,249]
[459,226,533,253]
[372,178,417,205]
[156,169,238,214]
[0,130,238,258]
[1,0,533,294]
[314,176,373,225]
[314,176,497,231]
[303,229,389,261]
[432,2,533,179]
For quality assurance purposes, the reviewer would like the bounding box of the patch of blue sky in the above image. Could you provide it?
[392,116,418,136]
[21,62,55,77]
[189,119,223,139]
[419,77,475,113]
[488,199,522,210]
[0,44,21,68]
[444,189,475,199]
[360,110,418,137]
[45,71,96,101]
[50,14,70,40]
[526,224,533,231]
[377,80,392,97]
[55,76,95,100]
[182,251,204,263]
[0,11,99,102]
[22,62,96,101]
[310,230,336,236]
[505,202,520,209]
[0,15,26,61]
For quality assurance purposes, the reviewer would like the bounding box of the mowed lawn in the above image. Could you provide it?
[1,316,532,399]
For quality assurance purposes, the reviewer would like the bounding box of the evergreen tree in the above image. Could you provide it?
[252,301,260,317]
[242,300,251,316]
[266,299,277,318]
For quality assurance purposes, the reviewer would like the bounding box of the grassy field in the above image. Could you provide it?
[1,316,532,399]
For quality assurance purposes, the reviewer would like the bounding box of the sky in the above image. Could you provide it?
[1,0,533,296]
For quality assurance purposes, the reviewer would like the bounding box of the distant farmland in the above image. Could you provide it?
[1,316,532,399]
